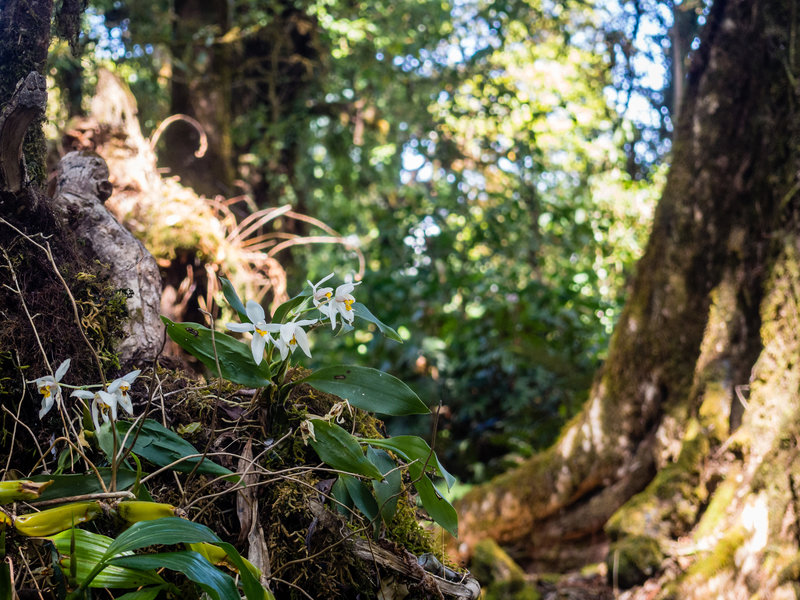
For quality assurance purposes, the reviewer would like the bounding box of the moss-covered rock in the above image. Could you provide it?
[470,539,540,600]
[606,535,664,590]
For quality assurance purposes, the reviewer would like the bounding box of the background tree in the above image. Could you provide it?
[458,1,800,596]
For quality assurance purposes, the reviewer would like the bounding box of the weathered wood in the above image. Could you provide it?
[51,151,165,365]
[0,72,46,192]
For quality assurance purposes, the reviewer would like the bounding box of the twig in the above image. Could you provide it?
[32,490,135,507]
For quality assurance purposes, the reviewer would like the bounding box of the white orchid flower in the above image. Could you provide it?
[267,319,317,361]
[32,359,71,419]
[72,389,119,431]
[226,300,275,364]
[308,273,334,307]
[320,281,361,329]
[108,369,140,416]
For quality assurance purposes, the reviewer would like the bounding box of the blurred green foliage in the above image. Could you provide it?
[49,0,699,481]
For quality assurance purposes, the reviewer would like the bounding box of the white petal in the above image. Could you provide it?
[122,370,141,383]
[263,323,282,333]
[39,394,54,419]
[295,319,317,327]
[245,300,266,324]
[71,390,95,400]
[34,375,56,388]
[54,359,71,381]
[275,338,290,361]
[294,328,312,358]
[108,378,123,394]
[227,322,255,333]
[117,396,133,415]
[91,401,101,430]
[99,391,119,421]
[251,334,266,364]
[310,273,334,289]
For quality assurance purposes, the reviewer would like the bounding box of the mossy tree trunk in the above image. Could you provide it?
[0,0,54,186]
[458,2,800,591]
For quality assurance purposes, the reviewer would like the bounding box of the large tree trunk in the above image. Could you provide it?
[458,2,800,593]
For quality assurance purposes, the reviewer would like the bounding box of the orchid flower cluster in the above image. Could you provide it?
[30,359,141,431]
[226,273,360,365]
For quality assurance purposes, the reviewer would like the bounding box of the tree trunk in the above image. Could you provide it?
[458,3,800,594]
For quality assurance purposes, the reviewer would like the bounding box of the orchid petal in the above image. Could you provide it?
[71,390,95,400]
[251,334,266,364]
[39,394,55,419]
[91,401,101,430]
[294,328,312,358]
[226,322,255,333]
[245,300,266,324]
[54,359,71,382]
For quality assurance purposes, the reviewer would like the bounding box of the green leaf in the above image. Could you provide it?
[105,420,236,482]
[408,463,458,538]
[308,419,383,480]
[106,517,220,558]
[361,436,455,489]
[331,476,353,516]
[112,552,238,600]
[299,366,429,416]
[0,561,11,600]
[29,469,139,501]
[219,277,248,323]
[115,586,168,600]
[367,447,401,524]
[161,317,271,386]
[215,541,275,600]
[49,529,165,589]
[352,302,402,342]
[340,474,379,523]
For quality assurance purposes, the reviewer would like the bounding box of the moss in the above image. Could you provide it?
[606,535,664,590]
[694,476,738,539]
[471,539,540,600]
[686,527,746,579]
[778,552,800,585]
[607,417,709,542]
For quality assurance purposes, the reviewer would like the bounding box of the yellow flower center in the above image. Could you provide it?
[41,385,52,398]
[344,299,354,311]
[290,335,298,347]
[120,383,130,393]
[256,327,267,337]
[325,292,332,299]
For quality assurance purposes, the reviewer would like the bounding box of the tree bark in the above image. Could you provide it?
[0,0,54,185]
[458,0,800,583]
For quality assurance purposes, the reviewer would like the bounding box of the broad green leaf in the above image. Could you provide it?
[30,469,139,501]
[215,541,276,600]
[115,586,168,600]
[367,447,401,524]
[105,517,221,558]
[299,366,429,416]
[361,436,455,489]
[308,419,383,480]
[340,474,379,524]
[352,302,402,342]
[331,476,353,516]
[408,463,458,538]
[161,317,271,386]
[104,420,236,481]
[49,529,165,589]
[219,277,248,323]
[0,561,11,600]
[112,552,238,600]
